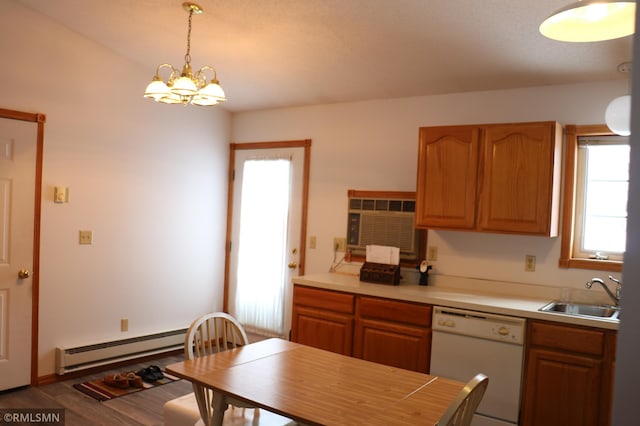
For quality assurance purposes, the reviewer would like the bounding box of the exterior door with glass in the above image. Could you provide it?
[226,140,310,338]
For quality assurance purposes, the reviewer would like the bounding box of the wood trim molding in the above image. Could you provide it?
[32,113,45,386]
[558,124,622,272]
[223,146,236,313]
[347,190,417,199]
[0,107,45,386]
[299,141,311,276]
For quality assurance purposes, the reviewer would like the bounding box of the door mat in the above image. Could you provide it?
[73,370,180,402]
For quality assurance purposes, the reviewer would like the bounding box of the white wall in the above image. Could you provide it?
[1,1,231,376]
[232,81,629,295]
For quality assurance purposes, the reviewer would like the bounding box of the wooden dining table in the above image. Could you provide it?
[165,338,465,426]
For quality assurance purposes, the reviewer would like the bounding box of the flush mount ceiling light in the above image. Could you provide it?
[605,62,632,136]
[144,2,226,106]
[539,0,636,42]
[605,95,631,135]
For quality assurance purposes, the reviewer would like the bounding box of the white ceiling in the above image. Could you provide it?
[18,0,633,112]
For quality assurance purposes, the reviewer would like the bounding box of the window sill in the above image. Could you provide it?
[559,257,622,272]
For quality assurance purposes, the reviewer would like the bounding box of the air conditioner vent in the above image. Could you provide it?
[359,214,415,250]
[389,200,402,211]
[347,194,420,261]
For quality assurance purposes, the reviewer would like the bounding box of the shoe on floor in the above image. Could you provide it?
[103,373,130,389]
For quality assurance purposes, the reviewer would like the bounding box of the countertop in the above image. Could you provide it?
[292,272,620,330]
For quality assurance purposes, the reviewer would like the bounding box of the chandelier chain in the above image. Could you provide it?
[184,9,193,65]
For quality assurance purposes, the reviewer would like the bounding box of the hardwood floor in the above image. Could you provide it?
[0,354,193,426]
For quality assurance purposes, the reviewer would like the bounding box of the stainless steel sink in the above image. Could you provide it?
[539,301,620,320]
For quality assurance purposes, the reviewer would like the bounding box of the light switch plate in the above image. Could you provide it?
[54,186,69,203]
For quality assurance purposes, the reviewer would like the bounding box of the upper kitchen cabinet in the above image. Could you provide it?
[415,125,481,230]
[416,121,562,236]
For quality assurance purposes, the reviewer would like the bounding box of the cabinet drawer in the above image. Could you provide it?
[358,296,431,327]
[528,321,605,356]
[293,285,355,314]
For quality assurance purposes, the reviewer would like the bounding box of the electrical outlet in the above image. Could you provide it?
[333,237,346,252]
[525,255,536,272]
[427,246,438,261]
[310,236,317,249]
[121,318,128,332]
[79,230,93,245]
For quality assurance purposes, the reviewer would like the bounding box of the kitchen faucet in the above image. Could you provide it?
[585,276,622,307]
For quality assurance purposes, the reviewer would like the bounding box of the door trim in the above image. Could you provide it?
[0,107,45,386]
[223,139,311,312]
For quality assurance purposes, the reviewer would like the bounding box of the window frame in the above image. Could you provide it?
[559,124,623,272]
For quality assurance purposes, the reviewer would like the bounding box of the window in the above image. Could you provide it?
[559,125,628,271]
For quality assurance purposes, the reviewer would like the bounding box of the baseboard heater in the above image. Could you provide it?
[55,328,187,375]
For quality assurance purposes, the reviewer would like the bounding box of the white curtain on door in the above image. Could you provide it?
[234,157,291,336]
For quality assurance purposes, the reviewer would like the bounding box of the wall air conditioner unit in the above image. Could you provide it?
[346,190,422,262]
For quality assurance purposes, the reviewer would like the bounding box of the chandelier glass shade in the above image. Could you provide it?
[144,3,226,106]
[539,0,635,42]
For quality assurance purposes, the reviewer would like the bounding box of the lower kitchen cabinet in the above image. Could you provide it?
[291,286,432,373]
[354,296,431,373]
[291,285,355,356]
[521,320,617,426]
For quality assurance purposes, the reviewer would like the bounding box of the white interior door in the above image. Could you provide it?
[0,116,37,390]
[228,146,306,338]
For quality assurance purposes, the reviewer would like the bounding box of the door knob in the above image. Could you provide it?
[288,262,298,269]
[18,269,30,279]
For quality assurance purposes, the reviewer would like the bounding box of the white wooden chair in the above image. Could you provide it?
[437,373,489,426]
[186,312,257,425]
[163,312,256,426]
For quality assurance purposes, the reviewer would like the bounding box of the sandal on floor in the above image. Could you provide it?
[148,365,164,380]
[103,373,130,389]
[135,365,164,382]
[125,371,144,388]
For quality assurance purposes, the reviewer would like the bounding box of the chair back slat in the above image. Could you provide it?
[437,373,489,426]
[185,312,249,360]
[183,312,253,425]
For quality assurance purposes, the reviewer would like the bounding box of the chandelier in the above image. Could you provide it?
[144,2,226,106]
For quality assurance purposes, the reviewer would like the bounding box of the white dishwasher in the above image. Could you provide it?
[430,306,526,426]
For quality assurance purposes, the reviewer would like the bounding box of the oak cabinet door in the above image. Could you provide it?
[416,125,480,230]
[292,305,354,356]
[354,318,430,373]
[479,122,561,235]
[522,348,603,426]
